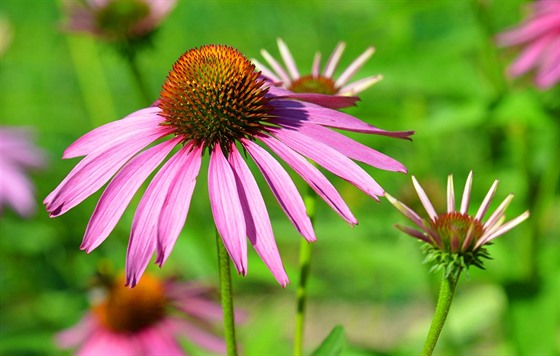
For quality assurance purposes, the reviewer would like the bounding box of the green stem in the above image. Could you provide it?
[421,271,462,356]
[216,231,238,356]
[293,187,317,356]
[123,51,152,105]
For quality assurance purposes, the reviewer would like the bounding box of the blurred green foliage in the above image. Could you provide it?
[0,0,558,355]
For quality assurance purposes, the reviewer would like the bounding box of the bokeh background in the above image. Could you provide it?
[0,0,558,355]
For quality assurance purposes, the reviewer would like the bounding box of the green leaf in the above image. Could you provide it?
[311,325,346,356]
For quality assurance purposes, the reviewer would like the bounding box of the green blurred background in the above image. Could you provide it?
[0,0,558,355]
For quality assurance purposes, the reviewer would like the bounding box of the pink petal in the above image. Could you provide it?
[56,314,96,348]
[459,171,473,215]
[252,58,282,83]
[497,13,560,46]
[168,317,227,353]
[260,49,291,85]
[242,139,316,242]
[272,118,407,172]
[257,133,357,225]
[312,52,321,77]
[208,145,247,276]
[269,127,384,200]
[412,176,438,221]
[64,107,164,159]
[338,75,383,96]
[508,33,555,77]
[323,42,346,77]
[156,144,203,266]
[80,138,179,253]
[277,38,300,79]
[270,99,414,138]
[46,125,173,217]
[447,174,455,213]
[228,145,289,286]
[267,86,359,109]
[335,46,375,88]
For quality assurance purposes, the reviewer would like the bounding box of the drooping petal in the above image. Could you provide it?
[270,99,414,138]
[81,138,180,253]
[242,139,316,242]
[394,224,431,243]
[156,144,203,266]
[269,127,384,200]
[335,46,375,87]
[277,38,300,79]
[338,75,383,96]
[257,133,357,225]
[496,14,560,46]
[323,42,346,77]
[168,317,227,353]
[208,145,247,275]
[266,86,358,109]
[64,107,164,158]
[272,118,407,172]
[228,145,289,286]
[46,125,173,217]
[508,33,554,77]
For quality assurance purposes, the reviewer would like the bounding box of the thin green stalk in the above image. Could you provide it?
[216,231,238,356]
[123,51,152,105]
[421,271,462,356]
[293,187,317,356]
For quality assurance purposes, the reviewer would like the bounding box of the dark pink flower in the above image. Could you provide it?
[64,0,176,41]
[45,45,413,287]
[56,274,226,355]
[496,0,560,89]
[0,127,45,217]
[254,38,382,96]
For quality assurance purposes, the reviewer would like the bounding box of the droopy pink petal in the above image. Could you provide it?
[0,161,36,217]
[208,145,247,275]
[272,118,407,172]
[257,133,357,225]
[56,314,96,348]
[395,224,431,243]
[64,107,163,158]
[270,99,414,138]
[508,33,554,77]
[270,127,384,200]
[156,144,203,266]
[139,325,183,356]
[80,138,179,253]
[173,298,223,323]
[266,86,358,109]
[46,126,173,217]
[497,13,560,46]
[228,145,289,286]
[243,139,316,242]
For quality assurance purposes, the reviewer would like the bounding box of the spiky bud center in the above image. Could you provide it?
[158,45,272,153]
[430,212,484,253]
[289,75,338,95]
[93,275,166,333]
[95,0,150,39]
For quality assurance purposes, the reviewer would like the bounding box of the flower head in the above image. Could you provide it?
[64,0,176,43]
[496,0,560,89]
[386,171,529,276]
[0,127,45,217]
[253,38,382,97]
[56,273,226,355]
[45,45,413,287]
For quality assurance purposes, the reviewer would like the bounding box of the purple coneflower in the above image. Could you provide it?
[0,127,44,217]
[64,0,176,42]
[386,171,529,275]
[496,0,560,89]
[253,38,382,96]
[45,45,412,287]
[56,274,226,355]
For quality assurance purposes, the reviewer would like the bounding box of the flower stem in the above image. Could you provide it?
[293,187,317,356]
[216,231,238,356]
[421,271,462,356]
[122,51,152,105]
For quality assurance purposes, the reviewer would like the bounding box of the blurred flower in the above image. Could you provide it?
[45,45,413,287]
[63,0,176,43]
[386,171,529,277]
[496,0,560,89]
[56,273,226,355]
[253,38,382,96]
[0,127,45,217]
